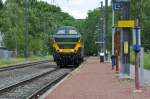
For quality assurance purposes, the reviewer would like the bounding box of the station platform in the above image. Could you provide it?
[45,57,150,99]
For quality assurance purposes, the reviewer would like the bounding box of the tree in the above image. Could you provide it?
[0,0,77,56]
[131,0,150,50]
[0,0,3,9]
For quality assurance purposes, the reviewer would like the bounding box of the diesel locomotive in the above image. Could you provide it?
[52,26,84,67]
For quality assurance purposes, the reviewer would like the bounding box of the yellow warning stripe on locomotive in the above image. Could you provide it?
[53,42,82,53]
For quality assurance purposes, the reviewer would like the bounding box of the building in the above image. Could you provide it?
[0,31,13,59]
[0,31,3,47]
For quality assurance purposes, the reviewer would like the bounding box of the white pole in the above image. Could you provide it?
[140,47,144,86]
[112,5,115,56]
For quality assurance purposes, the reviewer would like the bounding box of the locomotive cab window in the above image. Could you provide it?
[68,29,78,35]
[56,30,65,34]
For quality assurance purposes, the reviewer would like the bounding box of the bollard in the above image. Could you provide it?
[111,55,116,69]
[100,53,104,63]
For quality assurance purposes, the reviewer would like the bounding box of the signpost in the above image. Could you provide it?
[112,0,130,72]
[133,19,142,92]
[112,0,143,92]
[119,1,131,78]
[112,1,115,70]
[115,31,119,72]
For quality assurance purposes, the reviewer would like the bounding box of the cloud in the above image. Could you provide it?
[3,0,111,19]
[56,0,102,19]
[41,0,111,19]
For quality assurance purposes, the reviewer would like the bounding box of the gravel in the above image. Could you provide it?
[0,62,56,90]
[0,69,71,99]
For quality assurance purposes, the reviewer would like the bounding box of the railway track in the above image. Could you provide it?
[0,60,53,72]
[0,68,71,99]
[0,60,74,99]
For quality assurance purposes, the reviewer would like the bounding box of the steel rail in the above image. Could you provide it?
[0,68,58,94]
[0,60,53,72]
[27,72,68,99]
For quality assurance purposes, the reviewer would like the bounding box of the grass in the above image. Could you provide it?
[144,52,150,70]
[130,50,150,70]
[0,55,53,68]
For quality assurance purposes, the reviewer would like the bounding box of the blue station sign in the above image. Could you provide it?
[112,0,130,11]
[112,1,122,11]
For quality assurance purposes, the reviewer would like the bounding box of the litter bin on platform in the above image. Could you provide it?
[100,53,104,63]
[111,55,116,69]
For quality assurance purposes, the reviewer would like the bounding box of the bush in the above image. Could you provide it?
[144,52,150,69]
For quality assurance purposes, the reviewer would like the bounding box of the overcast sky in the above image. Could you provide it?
[2,0,111,19]
[42,0,111,19]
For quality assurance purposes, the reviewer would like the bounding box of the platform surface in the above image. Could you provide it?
[46,57,150,99]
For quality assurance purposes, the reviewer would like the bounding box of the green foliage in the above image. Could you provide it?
[82,0,150,55]
[82,8,112,55]
[130,50,150,70]
[0,0,75,56]
[0,0,3,31]
[0,0,3,9]
[1,0,150,57]
[131,0,150,51]
[83,9,100,55]
[0,55,53,67]
[144,52,150,70]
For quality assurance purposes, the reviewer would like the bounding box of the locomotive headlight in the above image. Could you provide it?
[59,49,63,52]
[71,49,74,52]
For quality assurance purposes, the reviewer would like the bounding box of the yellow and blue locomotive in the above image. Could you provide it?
[52,26,84,67]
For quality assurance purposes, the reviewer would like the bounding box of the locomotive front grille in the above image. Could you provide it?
[58,44,76,49]
[55,38,80,42]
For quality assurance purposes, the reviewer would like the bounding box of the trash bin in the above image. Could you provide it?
[111,55,116,69]
[100,53,104,63]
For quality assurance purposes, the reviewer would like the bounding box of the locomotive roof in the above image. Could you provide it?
[58,26,77,30]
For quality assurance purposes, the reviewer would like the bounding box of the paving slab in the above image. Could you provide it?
[45,57,150,99]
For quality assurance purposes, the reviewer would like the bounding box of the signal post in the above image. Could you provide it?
[112,0,132,77]
[112,0,143,92]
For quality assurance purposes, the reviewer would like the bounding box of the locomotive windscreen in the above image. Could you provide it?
[56,28,78,35]
[68,29,78,34]
[56,29,66,34]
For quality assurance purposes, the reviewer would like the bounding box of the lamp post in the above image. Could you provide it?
[104,0,108,61]
[24,0,29,59]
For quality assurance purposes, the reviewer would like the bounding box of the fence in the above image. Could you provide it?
[0,48,15,59]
